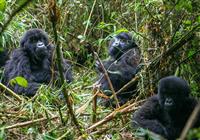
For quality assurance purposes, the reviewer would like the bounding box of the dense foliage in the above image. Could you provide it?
[0,0,199,139]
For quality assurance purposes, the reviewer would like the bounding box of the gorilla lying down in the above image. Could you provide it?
[132,76,200,140]
[3,28,72,96]
[96,32,141,107]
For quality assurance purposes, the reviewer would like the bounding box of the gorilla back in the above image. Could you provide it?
[3,28,72,96]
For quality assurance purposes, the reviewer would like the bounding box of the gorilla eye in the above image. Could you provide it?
[119,38,126,42]
[120,38,131,44]
[40,37,47,44]
[29,37,36,43]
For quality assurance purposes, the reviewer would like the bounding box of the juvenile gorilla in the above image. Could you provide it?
[96,32,141,107]
[132,76,200,140]
[3,29,72,96]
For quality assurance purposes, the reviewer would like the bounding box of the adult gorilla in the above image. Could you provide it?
[96,32,141,107]
[3,28,72,96]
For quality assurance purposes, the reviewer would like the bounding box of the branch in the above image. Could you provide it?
[3,116,58,130]
[179,102,200,140]
[83,0,97,37]
[94,52,120,108]
[0,82,23,102]
[48,0,82,132]
[87,100,144,131]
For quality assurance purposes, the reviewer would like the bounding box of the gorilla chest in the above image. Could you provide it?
[31,64,51,83]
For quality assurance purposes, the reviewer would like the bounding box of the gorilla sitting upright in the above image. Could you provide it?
[96,32,141,107]
[132,76,200,140]
[3,28,72,96]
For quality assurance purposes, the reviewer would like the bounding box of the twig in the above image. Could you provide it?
[0,0,33,35]
[0,113,26,119]
[142,0,155,20]
[3,116,58,130]
[0,83,23,102]
[110,76,139,99]
[56,128,73,140]
[177,49,200,67]
[94,52,120,108]
[168,13,186,47]
[161,0,180,28]
[83,0,97,37]
[92,87,98,123]
[87,100,144,132]
[179,102,200,140]
[48,0,82,132]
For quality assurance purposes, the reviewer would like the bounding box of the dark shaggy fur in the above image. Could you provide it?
[132,76,200,140]
[3,28,72,96]
[96,32,141,107]
[0,48,9,68]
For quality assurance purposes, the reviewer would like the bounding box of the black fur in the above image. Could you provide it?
[96,32,141,107]
[0,48,9,68]
[3,28,72,96]
[132,76,200,140]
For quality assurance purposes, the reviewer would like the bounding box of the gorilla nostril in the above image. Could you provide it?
[165,98,173,106]
[114,39,120,46]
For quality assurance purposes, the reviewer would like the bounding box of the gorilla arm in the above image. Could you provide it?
[132,96,169,138]
[96,58,115,73]
[4,49,41,96]
[63,59,73,83]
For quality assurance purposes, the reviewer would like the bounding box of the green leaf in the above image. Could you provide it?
[0,0,6,12]
[10,76,28,88]
[115,28,129,34]
[188,50,195,57]
[197,16,200,23]
[183,20,192,25]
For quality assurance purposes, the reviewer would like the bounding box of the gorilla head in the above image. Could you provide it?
[109,32,138,59]
[158,76,190,112]
[20,29,51,63]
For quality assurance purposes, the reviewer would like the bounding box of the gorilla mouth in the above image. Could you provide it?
[34,49,48,62]
[37,41,46,48]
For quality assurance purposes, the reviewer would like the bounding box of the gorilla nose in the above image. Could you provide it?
[37,42,46,48]
[111,38,120,47]
[114,40,120,46]
[165,98,173,106]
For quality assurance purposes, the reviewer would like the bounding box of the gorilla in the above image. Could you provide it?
[132,76,200,140]
[0,48,9,68]
[3,28,72,96]
[96,32,141,107]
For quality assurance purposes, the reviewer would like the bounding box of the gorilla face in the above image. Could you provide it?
[20,29,50,62]
[109,32,137,59]
[158,76,190,112]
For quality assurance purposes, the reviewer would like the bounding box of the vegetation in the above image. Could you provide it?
[0,0,199,139]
